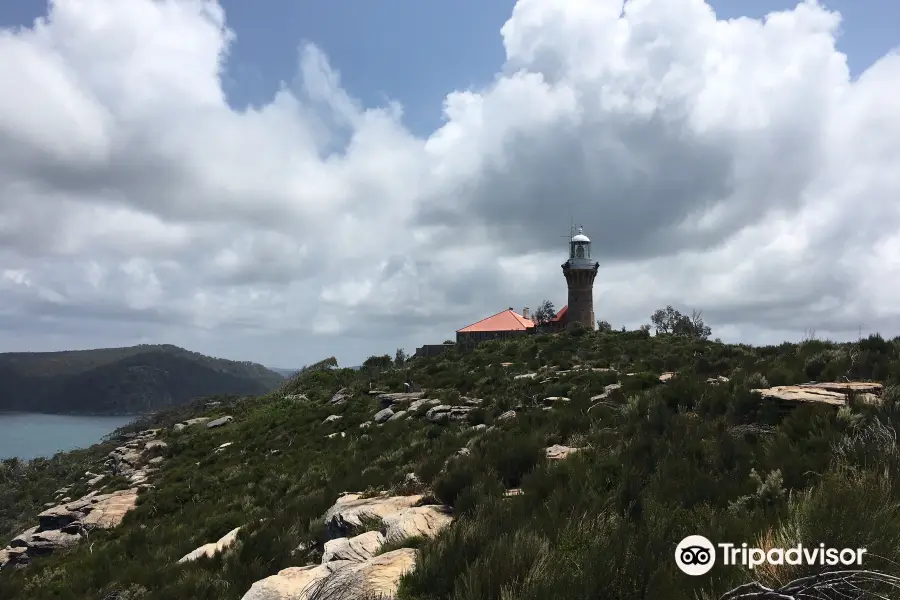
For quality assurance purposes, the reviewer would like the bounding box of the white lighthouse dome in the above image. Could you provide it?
[571,226,590,243]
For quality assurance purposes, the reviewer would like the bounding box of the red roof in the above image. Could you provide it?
[550,305,568,323]
[457,309,535,333]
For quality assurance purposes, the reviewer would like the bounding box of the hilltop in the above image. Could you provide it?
[2,326,900,599]
[0,344,284,415]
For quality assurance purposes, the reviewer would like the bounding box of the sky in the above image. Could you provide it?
[0,0,898,369]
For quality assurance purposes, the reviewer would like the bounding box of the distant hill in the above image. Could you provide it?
[0,344,284,415]
[267,367,299,377]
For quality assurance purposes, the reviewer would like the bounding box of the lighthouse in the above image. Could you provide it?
[561,226,599,330]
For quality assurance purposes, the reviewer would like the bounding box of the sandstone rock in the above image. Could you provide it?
[514,372,538,380]
[377,392,425,406]
[498,410,516,421]
[326,432,346,439]
[322,493,423,539]
[11,527,38,547]
[177,526,242,564]
[27,530,81,554]
[543,396,570,405]
[323,414,342,424]
[387,410,407,421]
[504,488,524,497]
[87,474,106,487]
[707,376,730,385]
[425,405,472,422]
[408,398,441,411]
[148,456,164,465]
[207,416,233,429]
[206,401,222,408]
[81,488,140,529]
[322,531,385,563]
[240,561,353,600]
[329,388,350,405]
[471,423,488,431]
[802,381,883,395]
[460,396,483,406]
[374,408,394,423]
[313,548,417,600]
[145,440,167,450]
[545,445,580,460]
[284,393,309,402]
[753,386,847,406]
[382,506,453,543]
[175,417,212,431]
[659,372,676,382]
[359,421,373,429]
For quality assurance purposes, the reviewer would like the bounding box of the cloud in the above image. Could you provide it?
[0,0,898,367]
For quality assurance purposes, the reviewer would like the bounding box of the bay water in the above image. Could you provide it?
[0,413,137,460]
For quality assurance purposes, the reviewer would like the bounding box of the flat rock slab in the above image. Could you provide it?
[377,392,425,406]
[240,561,353,600]
[751,385,880,407]
[178,526,242,564]
[801,381,883,395]
[207,416,234,429]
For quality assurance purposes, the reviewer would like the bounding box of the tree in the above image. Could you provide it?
[362,354,392,370]
[533,300,556,325]
[394,348,407,366]
[596,319,613,332]
[650,305,711,340]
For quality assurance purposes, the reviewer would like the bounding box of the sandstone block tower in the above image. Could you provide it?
[561,226,599,330]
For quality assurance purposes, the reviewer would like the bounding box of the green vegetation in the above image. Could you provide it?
[0,344,283,414]
[2,326,900,599]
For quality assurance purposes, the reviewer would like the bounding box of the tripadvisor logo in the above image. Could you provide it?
[675,535,867,576]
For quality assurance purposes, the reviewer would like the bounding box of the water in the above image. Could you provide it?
[0,413,137,460]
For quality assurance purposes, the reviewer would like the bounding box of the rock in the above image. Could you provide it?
[215,442,234,452]
[374,408,394,423]
[322,493,423,539]
[543,396,571,405]
[322,531,385,563]
[545,445,580,460]
[659,372,676,382]
[382,506,453,543]
[240,561,353,600]
[87,474,105,487]
[326,432,346,439]
[175,417,212,431]
[359,421,373,429]
[207,416,234,429]
[377,392,425,406]
[409,398,441,411]
[148,456,164,465]
[497,410,516,421]
[425,405,472,423]
[27,530,82,554]
[284,393,309,402]
[329,388,350,405]
[313,548,418,600]
[144,440,167,450]
[460,396,483,406]
[323,415,342,424]
[206,401,222,408]
[177,526,242,564]
[707,376,730,385]
[514,373,537,380]
[387,410,407,421]
[802,381,883,395]
[504,488,524,497]
[471,424,488,431]
[590,383,622,401]
[11,527,38,547]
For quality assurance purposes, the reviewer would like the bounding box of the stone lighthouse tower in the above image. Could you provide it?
[561,226,599,330]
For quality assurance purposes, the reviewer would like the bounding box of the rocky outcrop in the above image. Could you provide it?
[409,398,442,412]
[177,526,242,564]
[752,382,882,409]
[323,493,423,539]
[329,388,350,405]
[173,417,211,431]
[374,408,394,423]
[590,383,621,401]
[543,396,570,405]
[498,410,516,421]
[323,415,342,424]
[311,548,417,599]
[241,561,353,600]
[659,372,676,382]
[377,392,425,406]
[2,488,139,569]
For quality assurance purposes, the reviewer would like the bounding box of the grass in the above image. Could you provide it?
[2,329,900,599]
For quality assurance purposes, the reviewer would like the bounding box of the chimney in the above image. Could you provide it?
[522,306,530,320]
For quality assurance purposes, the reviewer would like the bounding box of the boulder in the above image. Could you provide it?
[329,388,350,405]
[460,396,483,406]
[408,398,441,411]
[359,421,373,429]
[207,416,233,429]
[514,373,537,380]
[659,372,676,382]
[425,405,472,423]
[545,445,580,460]
[543,396,570,405]
[144,440,167,451]
[590,383,622,402]
[148,456,164,465]
[240,561,353,600]
[377,392,425,406]
[312,548,418,600]
[326,432,346,439]
[374,408,394,423]
[323,415,342,424]
[177,526,242,564]
[497,410,516,421]
[322,531,385,563]
[387,410,407,422]
[382,506,453,543]
[27,530,81,554]
[322,493,423,539]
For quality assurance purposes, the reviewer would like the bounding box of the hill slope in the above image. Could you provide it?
[2,329,900,599]
[0,344,284,415]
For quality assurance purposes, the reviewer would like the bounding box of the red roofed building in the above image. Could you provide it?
[456,307,535,349]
